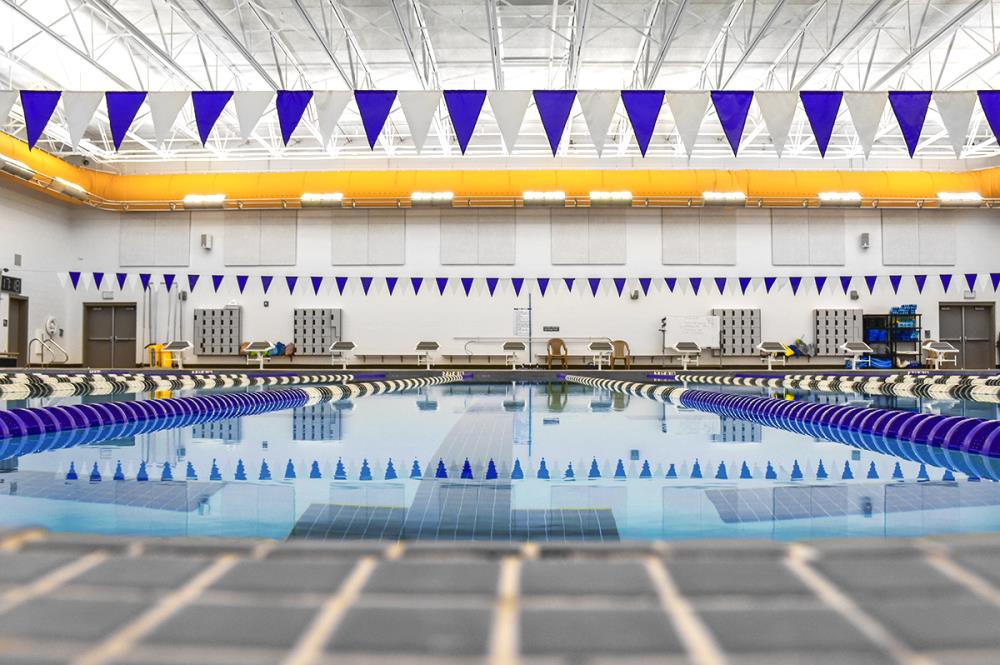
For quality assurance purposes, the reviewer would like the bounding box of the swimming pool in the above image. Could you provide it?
[1,374,998,542]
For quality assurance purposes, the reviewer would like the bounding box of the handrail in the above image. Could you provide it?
[28,336,69,367]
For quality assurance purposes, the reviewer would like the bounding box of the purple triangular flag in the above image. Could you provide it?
[534,90,576,155]
[411,277,423,295]
[355,90,397,149]
[764,276,777,293]
[789,276,801,295]
[105,91,147,151]
[92,272,104,290]
[360,276,373,295]
[69,271,81,290]
[613,278,627,296]
[188,274,200,292]
[711,91,753,156]
[140,273,152,291]
[537,277,550,296]
[191,91,233,145]
[20,90,61,149]
[386,277,397,295]
[236,275,248,293]
[664,277,676,292]
[163,273,175,291]
[621,90,664,157]
[260,275,273,294]
[840,275,852,294]
[436,277,449,295]
[739,277,752,294]
[116,273,127,289]
[588,277,601,296]
[638,277,651,296]
[814,276,827,294]
[285,275,297,294]
[889,274,902,293]
[714,277,727,294]
[914,274,926,293]
[563,278,574,292]
[461,277,474,296]
[443,90,486,154]
[992,273,1000,292]
[486,277,499,296]
[511,277,524,296]
[689,277,702,295]
[966,273,978,291]
[311,276,324,295]
[276,90,313,145]
[865,275,877,294]
[979,91,1000,146]
[940,274,952,292]
[888,91,931,157]
[336,276,348,294]
[800,91,842,157]
[212,275,224,292]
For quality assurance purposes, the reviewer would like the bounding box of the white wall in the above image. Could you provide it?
[6,179,1000,366]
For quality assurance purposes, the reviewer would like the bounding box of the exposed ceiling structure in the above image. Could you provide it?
[2,0,1000,172]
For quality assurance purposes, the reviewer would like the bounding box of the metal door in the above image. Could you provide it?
[84,305,114,367]
[6,296,28,367]
[938,303,996,369]
[112,305,137,368]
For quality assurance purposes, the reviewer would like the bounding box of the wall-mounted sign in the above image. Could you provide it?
[542,325,560,332]
[1,275,21,294]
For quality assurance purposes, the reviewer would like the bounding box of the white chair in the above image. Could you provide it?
[415,341,439,370]
[329,341,356,370]
[588,341,613,370]
[923,341,959,370]
[841,341,874,370]
[243,341,274,371]
[162,341,193,370]
[503,341,526,369]
[758,342,788,371]
[671,342,701,370]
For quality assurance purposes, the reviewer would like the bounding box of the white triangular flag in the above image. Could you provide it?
[665,91,710,156]
[233,91,274,141]
[844,91,886,158]
[315,90,352,148]
[398,90,441,153]
[578,90,619,156]
[147,91,189,147]
[934,91,977,158]
[62,91,103,149]
[487,90,532,153]
[0,90,17,124]
[755,91,798,157]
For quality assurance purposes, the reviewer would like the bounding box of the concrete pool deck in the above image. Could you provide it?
[0,529,998,664]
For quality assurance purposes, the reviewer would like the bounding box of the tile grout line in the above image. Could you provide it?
[280,555,379,665]
[489,555,522,665]
[0,551,108,615]
[71,555,239,665]
[784,544,939,665]
[644,557,729,665]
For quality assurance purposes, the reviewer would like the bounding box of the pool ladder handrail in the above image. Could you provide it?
[28,335,69,366]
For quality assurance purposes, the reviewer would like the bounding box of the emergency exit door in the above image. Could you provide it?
[83,304,137,368]
[939,303,995,369]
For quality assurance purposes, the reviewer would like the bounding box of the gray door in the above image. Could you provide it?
[938,303,996,369]
[84,304,137,368]
[6,297,27,367]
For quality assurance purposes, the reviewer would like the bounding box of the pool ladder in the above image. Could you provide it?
[28,336,69,366]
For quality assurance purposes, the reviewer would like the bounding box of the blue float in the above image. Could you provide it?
[537,459,550,480]
[614,459,626,479]
[66,461,78,481]
[715,461,728,480]
[564,462,575,480]
[89,462,101,482]
[739,461,752,479]
[359,459,372,481]
[791,460,803,481]
[842,461,854,480]
[588,459,601,479]
[234,459,247,481]
[891,462,904,480]
[210,459,223,481]
[284,459,296,480]
[690,460,702,479]
[113,461,125,481]
[137,461,149,481]
[511,458,524,479]
[665,463,677,479]
[866,461,879,479]
[460,459,474,479]
[334,458,347,480]
[161,462,173,481]
[639,460,652,478]
[435,459,448,478]
[816,460,828,480]
[385,458,398,480]
[259,460,272,481]
[765,461,777,480]
[410,459,422,479]
[186,462,198,480]
[486,459,498,480]
[309,460,322,479]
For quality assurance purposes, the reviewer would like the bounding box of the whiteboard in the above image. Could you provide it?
[662,315,720,349]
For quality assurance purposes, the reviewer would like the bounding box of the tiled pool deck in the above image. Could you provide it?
[1,531,999,664]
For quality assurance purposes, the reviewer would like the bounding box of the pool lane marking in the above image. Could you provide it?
[785,544,937,665]
[0,551,108,615]
[71,555,239,665]
[0,528,46,551]
[644,557,728,665]
[489,555,521,665]
[280,556,378,665]
[918,542,1000,607]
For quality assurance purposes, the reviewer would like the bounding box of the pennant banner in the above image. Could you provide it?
[398,91,441,154]
[443,90,486,154]
[234,91,273,141]
[21,90,61,149]
[192,91,233,145]
[888,91,931,157]
[934,91,976,158]
[63,91,103,150]
[147,91,188,147]
[711,91,753,156]
[106,91,147,151]
[755,91,797,157]
[488,90,532,153]
[315,90,351,148]
[843,92,886,159]
[276,90,313,145]
[355,90,397,149]
[534,90,576,155]
[666,91,709,157]
[621,90,664,157]
[800,90,842,157]
[578,91,619,156]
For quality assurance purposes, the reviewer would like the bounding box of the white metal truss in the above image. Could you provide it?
[0,0,997,171]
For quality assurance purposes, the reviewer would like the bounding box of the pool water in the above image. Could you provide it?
[1,381,999,542]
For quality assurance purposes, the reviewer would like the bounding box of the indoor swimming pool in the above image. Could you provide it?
[1,376,999,542]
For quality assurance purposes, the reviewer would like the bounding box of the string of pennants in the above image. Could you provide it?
[62,271,1000,297]
[6,89,1000,157]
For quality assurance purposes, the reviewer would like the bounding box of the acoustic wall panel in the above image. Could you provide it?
[476,210,516,264]
[917,210,956,266]
[366,212,406,264]
[332,211,405,265]
[551,210,625,264]
[806,210,846,265]
[697,211,738,265]
[439,215,478,264]
[330,215,369,265]
[771,210,845,266]
[224,211,297,266]
[587,212,626,264]
[260,212,297,265]
[662,209,737,265]
[882,210,955,266]
[120,213,191,267]
[223,212,261,265]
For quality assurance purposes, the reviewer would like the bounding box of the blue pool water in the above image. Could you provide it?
[1,381,999,541]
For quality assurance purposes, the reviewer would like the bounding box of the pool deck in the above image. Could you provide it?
[1,530,998,664]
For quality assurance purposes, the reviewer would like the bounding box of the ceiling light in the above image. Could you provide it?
[589,191,632,207]
[50,177,88,201]
[300,192,344,208]
[183,193,226,209]
[0,154,34,181]
[937,192,983,208]
[523,191,566,206]
[702,191,746,206]
[818,191,863,207]
[411,191,454,207]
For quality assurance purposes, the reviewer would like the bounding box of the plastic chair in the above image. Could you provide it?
[547,338,568,369]
[610,340,631,369]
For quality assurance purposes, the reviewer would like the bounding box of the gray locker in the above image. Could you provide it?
[192,417,242,443]
[712,308,761,356]
[712,416,762,443]
[292,403,342,441]
[193,306,242,355]
[294,308,342,356]
[813,308,863,356]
